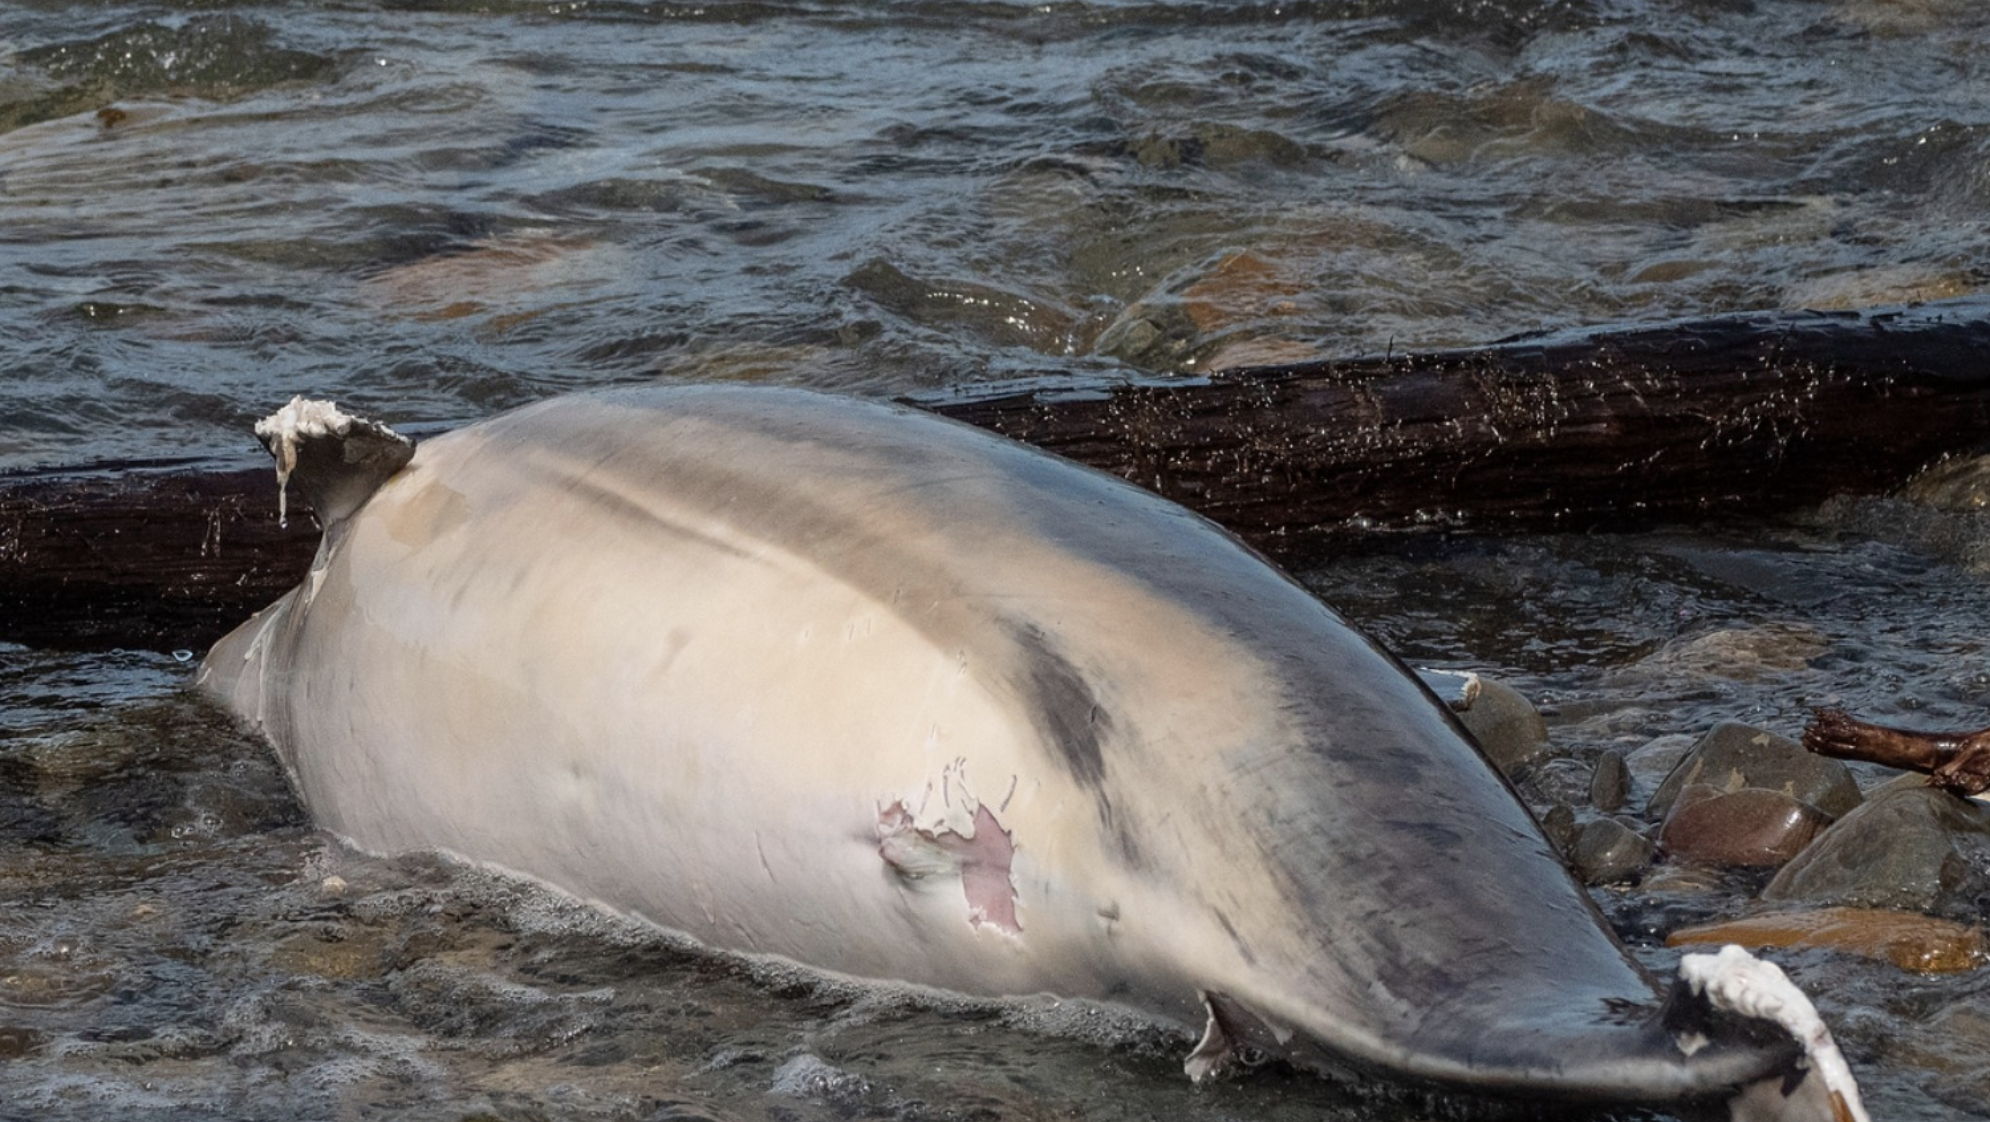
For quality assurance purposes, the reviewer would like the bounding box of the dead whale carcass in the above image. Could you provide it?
[199,387,1865,1120]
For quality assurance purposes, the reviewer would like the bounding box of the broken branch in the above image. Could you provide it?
[1803,709,1990,797]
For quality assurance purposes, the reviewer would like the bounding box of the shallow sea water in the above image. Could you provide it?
[3,1,1990,1119]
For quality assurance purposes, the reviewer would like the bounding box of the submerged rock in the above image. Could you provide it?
[1764,786,1990,918]
[1659,785,1833,869]
[1667,906,1987,973]
[1639,864,1729,896]
[1647,721,1862,820]
[20,15,337,100]
[1781,264,1975,313]
[845,258,1077,355]
[1637,622,1830,682]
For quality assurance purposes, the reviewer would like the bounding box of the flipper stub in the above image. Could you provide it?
[253,397,414,527]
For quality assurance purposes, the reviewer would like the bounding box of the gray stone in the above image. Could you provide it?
[1590,749,1631,812]
[1646,721,1862,821]
[1517,757,1593,810]
[1457,677,1549,773]
[1571,817,1654,885]
[1623,733,1695,805]
[1540,803,1578,854]
[1763,786,1990,918]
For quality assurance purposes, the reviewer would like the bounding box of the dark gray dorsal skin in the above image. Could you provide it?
[200,386,1794,1107]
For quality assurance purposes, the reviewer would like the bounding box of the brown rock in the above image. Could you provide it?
[1667,906,1987,973]
[1658,784,1832,868]
[1647,721,1862,820]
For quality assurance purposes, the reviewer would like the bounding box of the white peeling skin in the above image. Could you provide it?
[1679,945,1870,1122]
[253,396,359,525]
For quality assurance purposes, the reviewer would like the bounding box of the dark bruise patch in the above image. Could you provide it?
[1005,621,1111,791]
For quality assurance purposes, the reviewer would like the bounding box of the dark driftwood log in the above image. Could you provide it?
[0,460,319,653]
[6,298,1990,653]
[911,299,1990,555]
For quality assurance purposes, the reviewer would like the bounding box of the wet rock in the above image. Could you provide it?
[1120,123,1306,172]
[1646,721,1862,820]
[1667,907,1987,973]
[19,16,337,100]
[1658,785,1833,869]
[643,1101,747,1122]
[1540,803,1578,853]
[1457,677,1549,773]
[93,1023,228,1064]
[1590,750,1631,812]
[1624,733,1694,802]
[1764,786,1990,918]
[1886,1002,1990,1098]
[0,761,64,845]
[1180,249,1308,336]
[1638,864,1728,896]
[1571,817,1655,885]
[1086,208,1460,371]
[1200,336,1325,371]
[688,165,835,207]
[0,1026,43,1059]
[1781,264,1974,313]
[1091,298,1199,368]
[362,230,629,329]
[1517,757,1593,809]
[844,258,1075,354]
